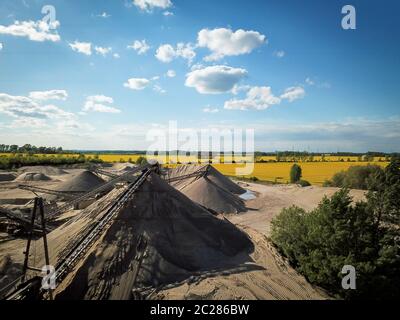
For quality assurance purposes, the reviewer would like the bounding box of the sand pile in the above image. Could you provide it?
[55,172,253,300]
[182,177,247,214]
[15,172,52,182]
[18,166,67,176]
[0,173,16,182]
[54,170,105,192]
[168,165,245,195]
[168,165,246,214]
[111,163,137,171]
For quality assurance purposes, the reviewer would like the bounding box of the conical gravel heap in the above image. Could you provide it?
[56,172,253,300]
[168,164,247,214]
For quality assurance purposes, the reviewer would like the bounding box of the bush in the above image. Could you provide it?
[325,165,383,190]
[270,159,400,299]
[298,179,311,187]
[290,164,302,183]
[135,156,148,166]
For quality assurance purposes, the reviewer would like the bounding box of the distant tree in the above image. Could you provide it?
[290,164,302,183]
[135,156,148,166]
[324,165,383,190]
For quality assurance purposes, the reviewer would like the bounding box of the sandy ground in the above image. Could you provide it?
[154,226,329,300]
[228,182,366,236]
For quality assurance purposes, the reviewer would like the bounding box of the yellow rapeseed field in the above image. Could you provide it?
[213,162,389,185]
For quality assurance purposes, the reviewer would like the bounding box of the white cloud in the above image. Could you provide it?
[203,107,219,113]
[232,84,251,95]
[197,28,266,61]
[155,44,175,62]
[163,11,174,16]
[280,86,305,102]
[8,117,48,128]
[69,41,92,55]
[0,93,74,120]
[166,69,176,78]
[155,43,196,64]
[128,40,150,55]
[133,0,172,11]
[0,43,3,51]
[124,78,151,90]
[83,95,121,113]
[113,53,120,59]
[153,85,166,94]
[190,63,204,71]
[29,90,68,101]
[185,65,247,94]
[274,50,285,58]
[0,19,60,42]
[97,12,111,18]
[95,46,112,56]
[224,86,281,110]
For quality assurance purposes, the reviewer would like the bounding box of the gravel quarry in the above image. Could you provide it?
[0,164,363,300]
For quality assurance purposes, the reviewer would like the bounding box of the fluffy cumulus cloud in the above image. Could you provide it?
[127,40,150,55]
[133,0,172,11]
[197,28,266,61]
[166,69,176,78]
[83,95,121,113]
[95,46,112,56]
[124,78,151,90]
[280,86,305,102]
[0,19,60,42]
[224,85,306,111]
[0,92,73,122]
[185,65,247,94]
[0,43,3,51]
[224,86,281,110]
[69,41,92,55]
[155,43,196,64]
[29,90,68,101]
[155,44,175,62]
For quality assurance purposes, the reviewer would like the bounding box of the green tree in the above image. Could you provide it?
[135,156,148,166]
[271,158,400,299]
[290,164,302,183]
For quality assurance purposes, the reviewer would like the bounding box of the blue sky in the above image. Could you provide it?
[0,0,399,152]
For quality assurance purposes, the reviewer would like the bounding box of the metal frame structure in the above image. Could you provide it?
[3,164,156,300]
[21,197,53,300]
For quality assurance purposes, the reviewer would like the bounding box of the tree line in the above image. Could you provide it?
[0,144,64,154]
[0,153,103,170]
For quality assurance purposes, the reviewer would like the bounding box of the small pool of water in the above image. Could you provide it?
[239,190,256,200]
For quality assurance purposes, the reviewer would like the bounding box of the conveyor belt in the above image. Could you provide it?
[166,167,208,183]
[0,207,51,231]
[17,184,83,199]
[48,164,152,218]
[3,167,153,300]
[91,168,119,179]
[53,168,152,285]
